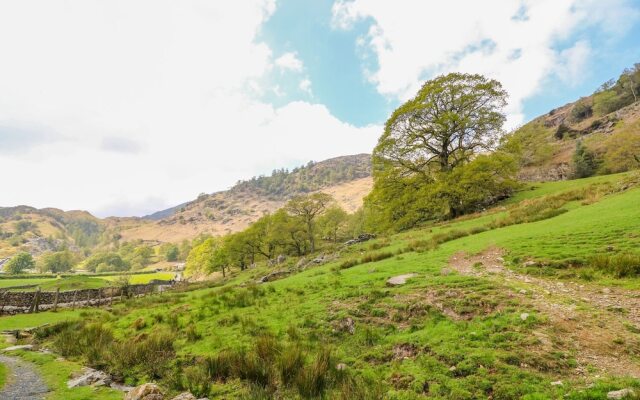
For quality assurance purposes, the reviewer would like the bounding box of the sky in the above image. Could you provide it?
[0,0,638,217]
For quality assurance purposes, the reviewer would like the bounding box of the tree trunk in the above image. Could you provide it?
[308,220,315,253]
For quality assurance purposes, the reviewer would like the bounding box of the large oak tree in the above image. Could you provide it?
[373,73,507,178]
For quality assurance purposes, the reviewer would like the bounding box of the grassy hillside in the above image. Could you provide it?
[3,171,639,399]
[507,91,640,182]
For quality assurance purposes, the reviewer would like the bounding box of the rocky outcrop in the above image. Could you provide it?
[386,273,417,286]
[125,383,164,400]
[67,367,111,388]
[344,233,376,246]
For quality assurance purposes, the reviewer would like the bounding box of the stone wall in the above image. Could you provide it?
[0,282,172,314]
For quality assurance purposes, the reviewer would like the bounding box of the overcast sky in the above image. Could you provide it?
[0,0,638,217]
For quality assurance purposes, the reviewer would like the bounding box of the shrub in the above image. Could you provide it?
[183,364,211,397]
[185,323,202,342]
[590,253,640,277]
[570,100,592,123]
[295,348,332,398]
[278,345,305,386]
[202,351,234,382]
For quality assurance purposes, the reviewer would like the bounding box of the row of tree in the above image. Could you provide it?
[184,193,359,277]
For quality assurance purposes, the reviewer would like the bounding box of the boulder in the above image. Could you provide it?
[257,270,289,283]
[335,317,356,335]
[344,233,376,246]
[607,388,635,399]
[386,273,417,286]
[67,367,112,388]
[520,313,530,321]
[2,344,34,352]
[125,383,165,400]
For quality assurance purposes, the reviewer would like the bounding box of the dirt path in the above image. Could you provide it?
[0,354,49,399]
[450,247,640,379]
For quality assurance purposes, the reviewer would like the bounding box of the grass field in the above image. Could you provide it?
[0,272,175,292]
[0,362,6,390]
[1,173,639,398]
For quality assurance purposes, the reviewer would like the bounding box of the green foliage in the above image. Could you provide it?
[185,237,228,277]
[374,72,507,175]
[232,154,371,199]
[41,250,75,273]
[14,219,35,235]
[83,252,129,272]
[286,192,334,252]
[596,122,640,174]
[572,141,598,178]
[317,206,349,243]
[365,73,515,232]
[569,99,592,123]
[3,252,35,274]
[365,153,518,231]
[160,243,179,262]
[590,253,640,277]
[500,121,555,167]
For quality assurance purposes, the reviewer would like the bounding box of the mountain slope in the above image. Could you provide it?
[114,154,373,242]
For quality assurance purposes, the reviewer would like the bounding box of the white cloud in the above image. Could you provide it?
[299,78,313,95]
[275,52,304,72]
[0,0,379,216]
[332,0,639,128]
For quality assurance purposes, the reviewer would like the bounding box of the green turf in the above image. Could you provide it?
[0,362,6,390]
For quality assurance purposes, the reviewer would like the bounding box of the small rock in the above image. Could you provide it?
[335,317,356,335]
[550,380,563,386]
[523,261,537,267]
[2,344,34,352]
[172,393,196,400]
[336,363,347,371]
[440,268,453,276]
[607,388,635,399]
[125,383,165,400]
[602,288,612,294]
[67,368,112,388]
[449,366,457,372]
[519,289,527,295]
[387,273,417,286]
[520,313,530,321]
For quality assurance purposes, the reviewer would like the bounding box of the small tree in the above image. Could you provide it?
[285,193,334,253]
[185,238,228,277]
[573,141,598,178]
[4,252,34,274]
[317,206,349,243]
[41,250,75,273]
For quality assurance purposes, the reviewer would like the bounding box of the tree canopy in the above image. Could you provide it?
[374,73,507,178]
[4,252,34,274]
[365,73,516,231]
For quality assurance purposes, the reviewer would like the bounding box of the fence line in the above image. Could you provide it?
[0,282,174,315]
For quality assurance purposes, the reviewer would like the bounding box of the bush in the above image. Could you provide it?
[570,100,593,123]
[278,345,305,386]
[3,252,35,274]
[295,348,332,398]
[590,253,640,277]
[573,141,598,178]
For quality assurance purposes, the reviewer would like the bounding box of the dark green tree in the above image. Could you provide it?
[4,252,35,274]
[573,141,598,178]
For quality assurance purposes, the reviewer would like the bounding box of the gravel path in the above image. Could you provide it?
[0,354,49,399]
